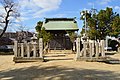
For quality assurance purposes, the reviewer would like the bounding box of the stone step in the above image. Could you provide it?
[13,57,43,63]
[105,60,120,64]
[105,57,120,64]
[43,54,74,61]
[48,50,73,54]
[44,54,66,57]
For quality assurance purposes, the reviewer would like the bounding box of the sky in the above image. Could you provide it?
[0,0,120,33]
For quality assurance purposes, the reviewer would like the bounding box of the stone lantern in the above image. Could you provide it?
[31,34,37,43]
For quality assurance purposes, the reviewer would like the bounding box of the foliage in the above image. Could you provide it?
[80,7,120,40]
[35,21,53,45]
[67,31,77,42]
[0,0,20,38]
[110,16,120,37]
[35,21,43,32]
[40,27,53,45]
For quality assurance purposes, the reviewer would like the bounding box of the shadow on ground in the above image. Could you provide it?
[0,65,120,80]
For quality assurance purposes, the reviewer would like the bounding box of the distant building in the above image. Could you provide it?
[3,32,17,39]
[0,31,34,49]
[16,31,33,42]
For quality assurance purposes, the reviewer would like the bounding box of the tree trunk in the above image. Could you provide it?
[0,20,9,38]
[0,8,10,38]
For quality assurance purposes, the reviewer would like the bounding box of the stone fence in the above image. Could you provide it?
[13,38,43,62]
[75,38,106,61]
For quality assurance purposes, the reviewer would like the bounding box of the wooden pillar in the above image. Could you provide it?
[101,40,105,57]
[75,38,80,60]
[21,43,24,57]
[14,41,18,57]
[48,42,50,52]
[27,43,30,58]
[95,41,99,58]
[63,36,66,50]
[39,38,43,58]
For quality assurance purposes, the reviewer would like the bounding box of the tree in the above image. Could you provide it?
[35,21,43,33]
[41,27,53,46]
[80,7,120,40]
[67,31,77,43]
[35,21,53,46]
[35,21,43,38]
[110,15,120,37]
[0,0,20,38]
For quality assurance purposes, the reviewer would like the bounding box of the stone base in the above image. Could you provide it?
[48,50,73,54]
[105,57,120,64]
[13,57,43,63]
[76,57,120,64]
[76,57,107,62]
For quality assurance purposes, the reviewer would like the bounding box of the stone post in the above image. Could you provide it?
[99,42,101,54]
[83,42,87,58]
[21,43,24,57]
[101,40,105,57]
[75,38,80,60]
[39,38,43,58]
[27,43,30,58]
[89,42,92,59]
[92,40,95,56]
[14,41,18,57]
[95,41,99,58]
[33,42,37,57]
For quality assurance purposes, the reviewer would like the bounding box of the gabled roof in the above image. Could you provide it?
[42,18,79,31]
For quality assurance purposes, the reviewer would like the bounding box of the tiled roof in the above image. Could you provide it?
[42,18,79,31]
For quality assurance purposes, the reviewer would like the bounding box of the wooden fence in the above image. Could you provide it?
[13,38,43,62]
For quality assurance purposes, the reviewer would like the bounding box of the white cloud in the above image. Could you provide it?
[114,6,120,10]
[108,6,113,8]
[19,0,62,20]
[88,2,94,6]
[0,6,5,13]
[98,0,112,5]
[14,17,29,23]
[114,6,120,13]
[53,13,66,18]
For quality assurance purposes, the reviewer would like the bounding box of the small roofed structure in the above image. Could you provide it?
[42,18,79,53]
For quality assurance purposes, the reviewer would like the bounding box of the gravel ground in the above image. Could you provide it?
[0,53,120,80]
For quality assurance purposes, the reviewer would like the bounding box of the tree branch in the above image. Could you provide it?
[0,0,19,38]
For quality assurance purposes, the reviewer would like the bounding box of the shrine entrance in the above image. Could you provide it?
[49,34,72,50]
[42,18,78,55]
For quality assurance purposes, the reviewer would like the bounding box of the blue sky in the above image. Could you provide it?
[0,0,120,33]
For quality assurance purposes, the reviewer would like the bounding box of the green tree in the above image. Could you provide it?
[35,21,43,38]
[80,7,120,40]
[110,15,120,37]
[35,21,53,46]
[35,21,43,32]
[67,31,77,43]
